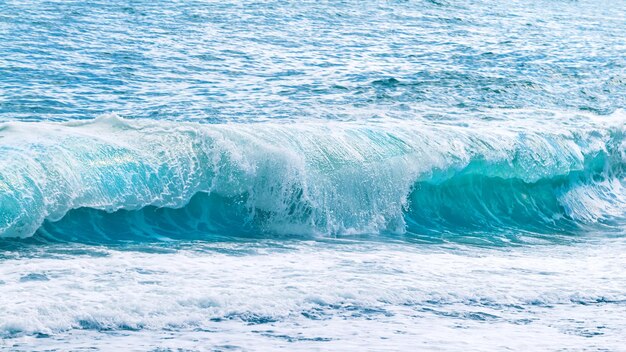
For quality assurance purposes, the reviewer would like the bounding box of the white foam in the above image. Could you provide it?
[1,239,625,350]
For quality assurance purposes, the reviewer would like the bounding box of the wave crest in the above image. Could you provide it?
[1,112,625,241]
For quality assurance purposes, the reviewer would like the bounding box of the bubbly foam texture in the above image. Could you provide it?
[1,240,626,350]
[0,112,625,240]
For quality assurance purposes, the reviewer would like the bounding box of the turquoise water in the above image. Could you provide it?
[1,0,626,350]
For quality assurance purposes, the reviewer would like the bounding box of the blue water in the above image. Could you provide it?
[1,0,626,350]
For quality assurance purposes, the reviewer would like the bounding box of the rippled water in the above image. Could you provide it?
[1,0,626,350]
[2,0,625,122]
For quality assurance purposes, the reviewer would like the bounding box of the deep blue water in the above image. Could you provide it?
[1,0,626,350]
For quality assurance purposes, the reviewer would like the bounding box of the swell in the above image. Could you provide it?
[0,112,625,242]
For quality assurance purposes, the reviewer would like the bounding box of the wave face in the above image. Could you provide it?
[1,112,625,242]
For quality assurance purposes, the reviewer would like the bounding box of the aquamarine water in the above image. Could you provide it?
[1,0,626,350]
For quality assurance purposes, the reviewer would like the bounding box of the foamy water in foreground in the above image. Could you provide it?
[2,239,626,351]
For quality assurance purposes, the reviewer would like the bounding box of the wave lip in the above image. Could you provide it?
[0,112,625,241]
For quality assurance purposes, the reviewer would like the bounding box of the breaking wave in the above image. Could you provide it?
[0,112,624,242]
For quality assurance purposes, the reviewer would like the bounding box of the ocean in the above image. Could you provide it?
[1,0,625,350]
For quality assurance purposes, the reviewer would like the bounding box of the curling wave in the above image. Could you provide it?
[0,112,625,242]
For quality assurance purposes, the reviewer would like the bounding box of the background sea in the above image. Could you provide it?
[1,0,626,350]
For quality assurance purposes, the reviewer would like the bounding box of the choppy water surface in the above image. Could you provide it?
[1,0,625,350]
